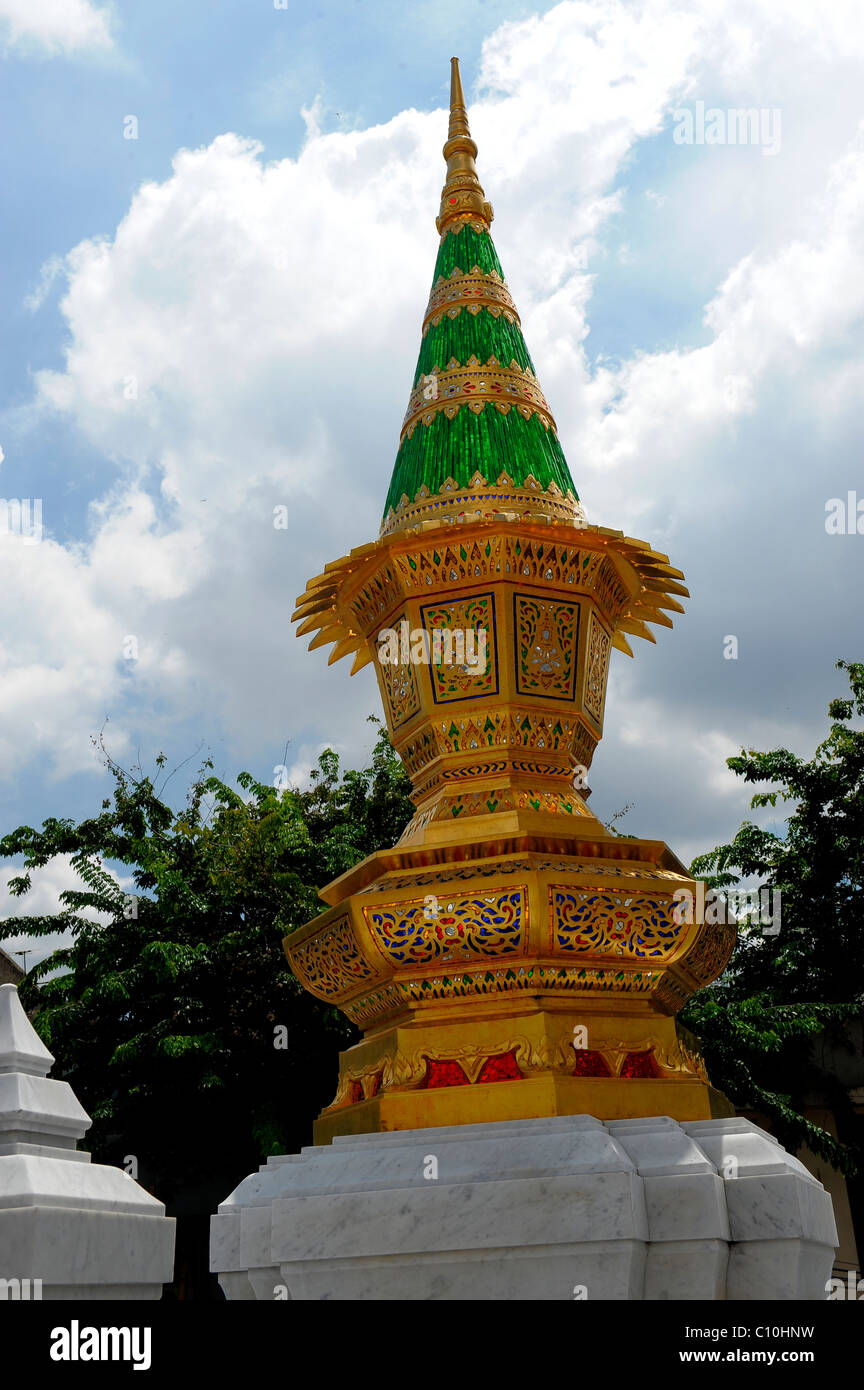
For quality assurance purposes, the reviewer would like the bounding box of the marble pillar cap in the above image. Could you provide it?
[0,984,55,1076]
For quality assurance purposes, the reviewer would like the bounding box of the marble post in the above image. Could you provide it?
[211,1114,837,1300]
[0,983,175,1300]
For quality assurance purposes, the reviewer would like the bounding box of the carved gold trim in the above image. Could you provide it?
[327,1027,708,1109]
[422,267,519,335]
[293,519,689,667]
[380,474,583,535]
[343,964,663,1026]
[439,214,491,240]
[398,789,594,842]
[401,358,556,441]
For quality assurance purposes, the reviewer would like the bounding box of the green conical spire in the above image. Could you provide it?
[383,58,579,529]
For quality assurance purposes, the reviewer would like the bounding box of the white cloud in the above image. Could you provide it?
[25,255,65,312]
[0,0,114,57]
[0,854,134,971]
[10,0,864,858]
[0,490,204,777]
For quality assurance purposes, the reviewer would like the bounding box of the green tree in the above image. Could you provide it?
[0,719,414,1211]
[682,660,864,1175]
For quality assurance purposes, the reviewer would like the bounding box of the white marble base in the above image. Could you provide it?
[211,1114,838,1301]
[0,984,175,1300]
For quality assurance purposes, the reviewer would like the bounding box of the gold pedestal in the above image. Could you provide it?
[285,816,736,1140]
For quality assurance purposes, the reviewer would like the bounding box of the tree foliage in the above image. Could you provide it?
[682,661,864,1175]
[0,719,415,1202]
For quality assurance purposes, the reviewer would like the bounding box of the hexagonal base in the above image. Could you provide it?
[285,828,736,1142]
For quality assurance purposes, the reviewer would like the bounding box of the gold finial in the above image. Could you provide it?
[436,57,493,236]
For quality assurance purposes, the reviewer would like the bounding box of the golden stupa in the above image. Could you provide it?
[286,59,735,1143]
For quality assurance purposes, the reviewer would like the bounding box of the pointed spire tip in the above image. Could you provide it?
[436,57,493,236]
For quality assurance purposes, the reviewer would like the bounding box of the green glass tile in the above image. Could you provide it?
[384,407,577,518]
[432,225,504,281]
[382,222,579,518]
[417,314,533,377]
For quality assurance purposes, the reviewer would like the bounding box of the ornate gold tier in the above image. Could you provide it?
[284,831,735,1141]
[292,511,687,835]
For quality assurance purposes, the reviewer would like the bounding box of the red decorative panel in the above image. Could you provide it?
[572,1049,612,1077]
[620,1050,661,1079]
[350,1080,364,1103]
[423,1059,470,1089]
[476,1051,522,1084]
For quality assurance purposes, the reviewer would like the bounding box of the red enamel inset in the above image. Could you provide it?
[572,1050,612,1077]
[423,1059,470,1089]
[620,1050,661,1079]
[476,1051,522,1084]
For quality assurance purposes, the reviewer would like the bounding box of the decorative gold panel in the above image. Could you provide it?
[584,611,612,724]
[549,889,684,961]
[681,918,737,988]
[348,564,401,630]
[377,612,422,727]
[288,916,376,1000]
[419,592,498,703]
[514,594,580,700]
[364,887,527,967]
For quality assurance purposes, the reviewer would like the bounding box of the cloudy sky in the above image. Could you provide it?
[1,0,862,964]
